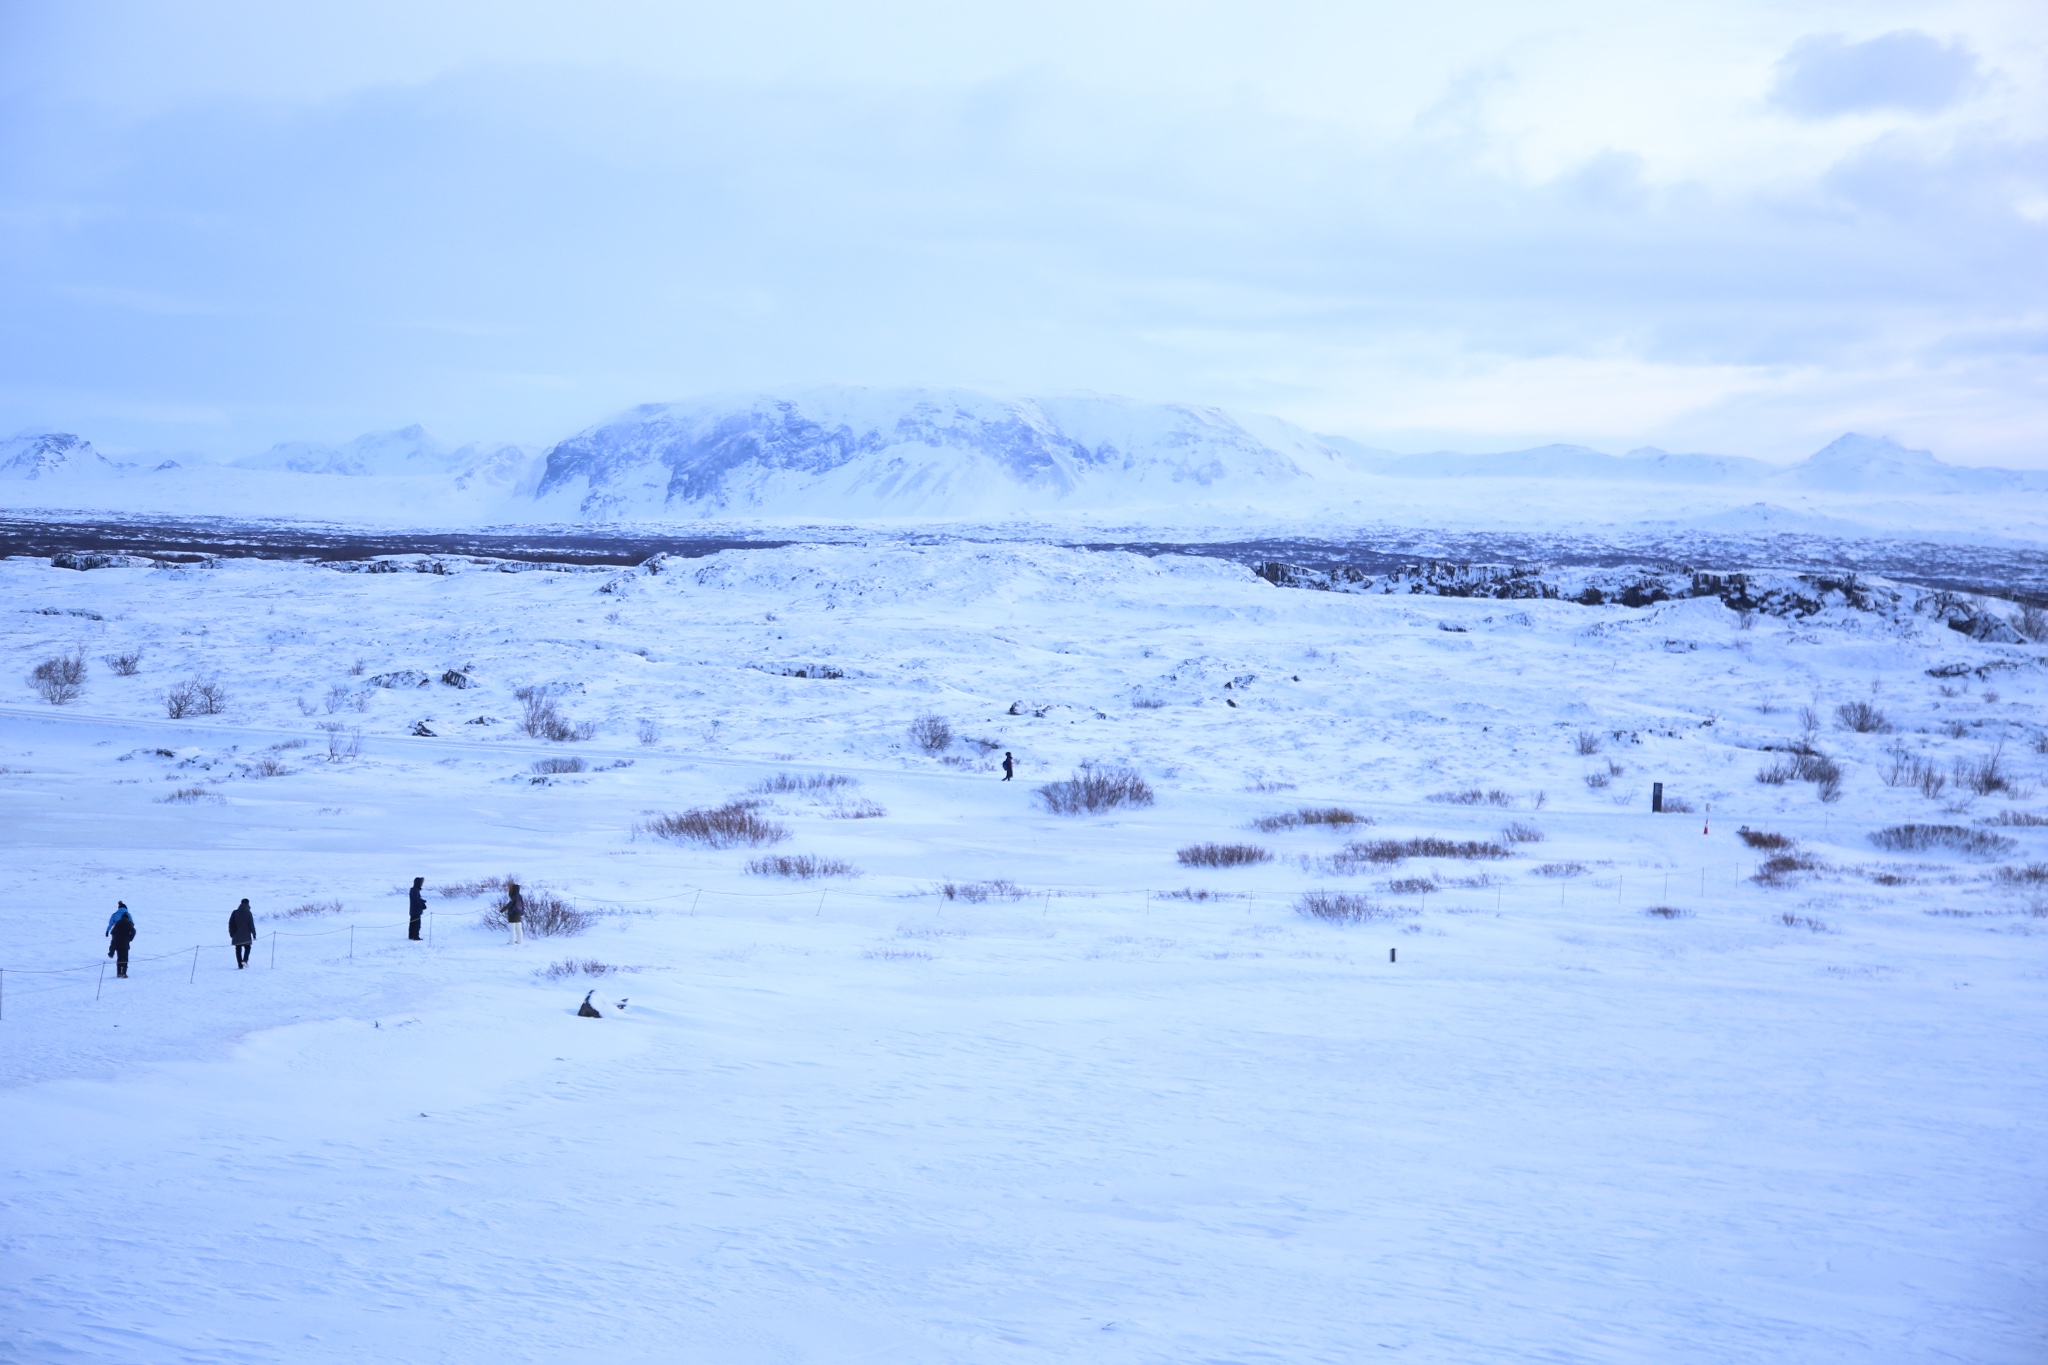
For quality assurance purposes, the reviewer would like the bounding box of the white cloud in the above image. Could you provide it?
[1771,30,1980,119]
[0,1,2042,466]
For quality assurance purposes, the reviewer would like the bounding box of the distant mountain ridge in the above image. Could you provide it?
[4,390,2043,525]
[1352,433,2047,493]
[233,423,532,482]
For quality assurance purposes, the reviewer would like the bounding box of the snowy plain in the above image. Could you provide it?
[1,541,2044,1363]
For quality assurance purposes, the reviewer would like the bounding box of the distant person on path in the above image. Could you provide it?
[1002,751,1015,782]
[228,899,257,968]
[503,881,525,945]
[408,877,427,941]
[105,902,136,978]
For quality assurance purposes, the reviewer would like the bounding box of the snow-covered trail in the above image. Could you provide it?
[2,542,2045,1361]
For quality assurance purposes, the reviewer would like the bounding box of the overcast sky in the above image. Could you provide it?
[1,0,2042,465]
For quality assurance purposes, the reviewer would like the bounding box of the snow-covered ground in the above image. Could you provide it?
[2,542,2044,1362]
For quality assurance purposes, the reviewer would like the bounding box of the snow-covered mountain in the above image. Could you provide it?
[3,396,2044,535]
[233,424,532,482]
[1780,433,2048,494]
[0,431,132,480]
[533,389,1358,519]
[1364,443,1777,485]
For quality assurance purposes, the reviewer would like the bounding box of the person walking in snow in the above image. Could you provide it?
[228,898,257,969]
[407,876,426,941]
[105,902,136,978]
[1001,751,1015,782]
[503,881,525,945]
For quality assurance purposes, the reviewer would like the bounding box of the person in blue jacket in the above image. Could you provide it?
[106,902,136,978]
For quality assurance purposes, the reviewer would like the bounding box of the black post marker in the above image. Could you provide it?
[1652,781,1664,813]
[1390,948,1397,963]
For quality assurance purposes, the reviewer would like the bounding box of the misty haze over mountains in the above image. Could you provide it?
[2,387,2041,531]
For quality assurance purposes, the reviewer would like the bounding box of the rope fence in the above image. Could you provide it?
[2,861,1780,1021]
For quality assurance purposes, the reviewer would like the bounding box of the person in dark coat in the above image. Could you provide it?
[228,898,257,968]
[106,902,136,978]
[1001,751,1015,781]
[407,877,426,941]
[503,881,525,945]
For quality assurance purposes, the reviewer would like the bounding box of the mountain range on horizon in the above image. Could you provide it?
[2,387,2043,526]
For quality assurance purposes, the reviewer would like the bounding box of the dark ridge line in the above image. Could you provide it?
[2,515,2042,601]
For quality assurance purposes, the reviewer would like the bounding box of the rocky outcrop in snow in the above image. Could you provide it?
[1255,558,2045,641]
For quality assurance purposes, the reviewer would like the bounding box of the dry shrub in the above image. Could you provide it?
[1386,877,1435,895]
[434,876,509,898]
[29,651,85,704]
[1757,747,1842,801]
[1534,861,1588,877]
[479,888,589,936]
[1037,767,1153,815]
[752,772,856,794]
[1777,913,1829,932]
[540,959,614,979]
[1737,828,1793,851]
[644,803,788,848]
[240,754,290,778]
[938,879,1027,902]
[636,718,660,747]
[1753,853,1822,885]
[1340,837,1510,865]
[516,686,594,742]
[105,650,142,676]
[158,785,221,804]
[748,854,858,878]
[1177,842,1272,868]
[1645,905,1689,918]
[165,678,228,719]
[319,723,361,761]
[1994,863,2048,886]
[1954,748,2018,797]
[1429,789,1514,806]
[1133,697,1165,710]
[1869,824,2015,858]
[265,899,343,920]
[825,798,888,819]
[533,756,586,775]
[1297,890,1405,923]
[1252,806,1366,832]
[1883,748,1949,799]
[907,715,953,753]
[1157,888,1246,901]
[1575,730,1603,756]
[1501,822,1544,844]
[1984,810,2048,827]
[1835,700,1892,734]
